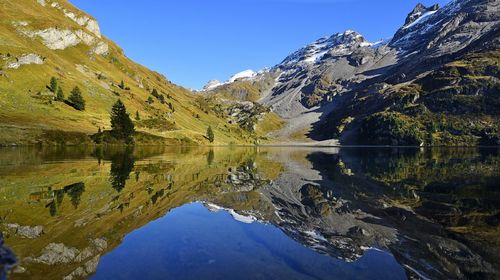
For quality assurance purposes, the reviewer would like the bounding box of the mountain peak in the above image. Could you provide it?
[402,3,440,30]
[278,30,372,68]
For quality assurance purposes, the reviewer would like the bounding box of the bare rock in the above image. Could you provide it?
[5,224,43,238]
[32,243,79,265]
[7,54,44,69]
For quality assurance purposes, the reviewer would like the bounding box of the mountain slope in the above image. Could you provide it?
[204,0,499,145]
[0,0,272,145]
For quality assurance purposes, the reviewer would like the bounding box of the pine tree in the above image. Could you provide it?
[151,88,159,98]
[50,77,58,93]
[135,110,140,120]
[110,99,135,143]
[119,80,125,89]
[67,86,85,111]
[206,126,215,143]
[56,88,64,101]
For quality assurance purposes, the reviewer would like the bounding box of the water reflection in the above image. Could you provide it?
[0,146,498,280]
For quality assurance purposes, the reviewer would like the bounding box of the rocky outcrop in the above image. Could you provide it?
[6,54,44,69]
[37,0,102,37]
[28,238,107,266]
[63,11,101,38]
[5,224,43,238]
[19,26,109,55]
[30,243,80,265]
[23,28,80,50]
[63,255,100,280]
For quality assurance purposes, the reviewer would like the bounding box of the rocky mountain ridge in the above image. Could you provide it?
[204,0,499,145]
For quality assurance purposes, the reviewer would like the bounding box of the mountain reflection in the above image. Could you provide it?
[0,146,498,280]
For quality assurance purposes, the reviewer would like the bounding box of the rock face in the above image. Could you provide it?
[31,243,80,265]
[29,238,107,266]
[19,27,109,55]
[390,0,499,57]
[17,1,109,55]
[6,54,44,69]
[26,28,80,50]
[63,255,100,280]
[5,224,44,238]
[63,11,101,38]
[401,3,440,29]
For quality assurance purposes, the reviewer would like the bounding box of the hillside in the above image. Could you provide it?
[0,0,278,146]
[203,0,499,146]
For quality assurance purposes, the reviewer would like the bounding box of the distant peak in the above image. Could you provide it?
[404,3,440,28]
[229,70,257,83]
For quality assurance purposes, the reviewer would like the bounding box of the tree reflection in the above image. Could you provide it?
[207,149,214,166]
[64,182,85,209]
[108,147,136,192]
[42,182,86,216]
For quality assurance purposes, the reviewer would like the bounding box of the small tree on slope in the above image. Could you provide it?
[50,77,58,93]
[110,99,135,143]
[67,86,85,111]
[206,126,215,143]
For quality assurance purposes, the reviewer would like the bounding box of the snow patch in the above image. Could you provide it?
[228,209,256,224]
[304,230,328,242]
[203,202,257,224]
[403,10,438,30]
[229,69,257,83]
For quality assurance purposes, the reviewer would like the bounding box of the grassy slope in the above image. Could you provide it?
[0,0,275,145]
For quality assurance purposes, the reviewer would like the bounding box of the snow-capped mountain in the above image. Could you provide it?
[229,69,257,83]
[203,0,499,145]
[202,69,262,91]
[276,30,374,69]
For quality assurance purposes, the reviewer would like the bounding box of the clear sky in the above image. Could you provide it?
[69,0,450,89]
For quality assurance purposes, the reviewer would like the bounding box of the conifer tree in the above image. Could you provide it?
[68,86,85,111]
[151,88,159,98]
[50,77,58,93]
[135,110,140,120]
[110,99,135,143]
[56,87,64,101]
[206,125,215,143]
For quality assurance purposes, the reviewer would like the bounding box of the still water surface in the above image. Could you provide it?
[0,146,498,280]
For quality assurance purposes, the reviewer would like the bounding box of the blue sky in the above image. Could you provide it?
[69,0,450,89]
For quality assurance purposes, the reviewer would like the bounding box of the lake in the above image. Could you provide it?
[0,146,499,280]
